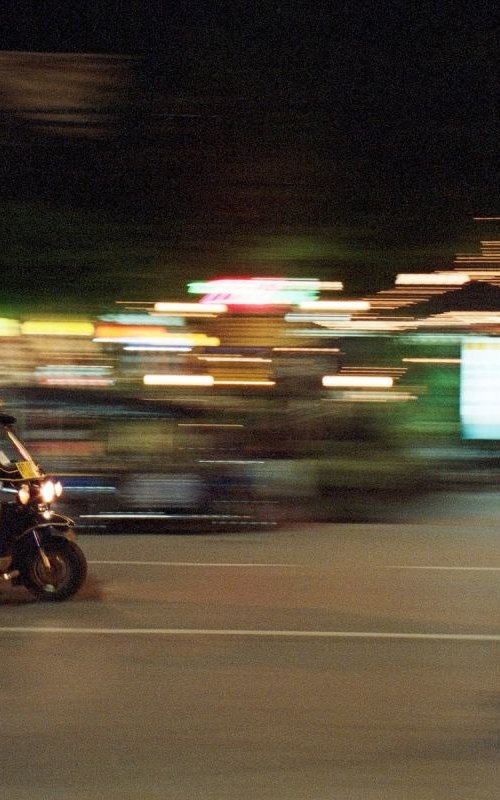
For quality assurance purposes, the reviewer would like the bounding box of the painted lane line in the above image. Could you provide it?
[386,565,500,571]
[89,561,500,571]
[1,627,500,641]
[88,560,298,568]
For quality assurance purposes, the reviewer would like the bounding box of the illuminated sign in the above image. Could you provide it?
[93,324,219,347]
[187,278,321,307]
[21,320,94,337]
[460,337,500,439]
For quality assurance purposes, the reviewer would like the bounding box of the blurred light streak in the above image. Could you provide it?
[143,374,214,386]
[95,337,210,346]
[323,391,416,402]
[0,318,20,336]
[95,324,164,339]
[455,257,500,262]
[418,312,500,327]
[298,300,371,311]
[101,313,185,326]
[21,320,94,337]
[318,281,344,291]
[38,377,114,387]
[285,313,351,323]
[212,380,276,386]
[313,320,417,332]
[154,302,227,315]
[395,273,470,285]
[402,358,461,364]
[273,347,341,353]
[35,365,114,387]
[341,367,406,376]
[197,356,272,363]
[124,345,192,352]
[287,328,351,337]
[322,375,394,388]
[94,325,219,347]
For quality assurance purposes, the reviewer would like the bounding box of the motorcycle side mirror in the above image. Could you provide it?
[0,415,16,426]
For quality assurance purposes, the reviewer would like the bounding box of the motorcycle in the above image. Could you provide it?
[0,413,87,601]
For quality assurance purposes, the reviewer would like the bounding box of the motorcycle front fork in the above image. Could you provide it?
[32,529,52,570]
[1,528,52,582]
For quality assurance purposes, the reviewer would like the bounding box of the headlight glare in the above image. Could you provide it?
[54,480,63,498]
[18,484,30,505]
[40,480,56,504]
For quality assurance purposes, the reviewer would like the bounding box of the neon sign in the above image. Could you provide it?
[187,278,321,307]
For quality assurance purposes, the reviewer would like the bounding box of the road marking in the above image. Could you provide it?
[88,560,298,568]
[387,565,500,571]
[1,627,500,641]
[89,561,500,572]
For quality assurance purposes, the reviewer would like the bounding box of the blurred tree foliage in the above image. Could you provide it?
[0,201,184,313]
[0,199,478,316]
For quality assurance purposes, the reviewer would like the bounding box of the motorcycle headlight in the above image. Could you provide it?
[18,484,30,505]
[40,480,56,504]
[54,480,63,498]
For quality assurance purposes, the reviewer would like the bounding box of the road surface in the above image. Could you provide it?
[2,519,500,799]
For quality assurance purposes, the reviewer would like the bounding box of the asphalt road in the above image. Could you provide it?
[2,519,500,799]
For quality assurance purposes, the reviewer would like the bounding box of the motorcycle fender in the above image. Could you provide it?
[18,520,76,546]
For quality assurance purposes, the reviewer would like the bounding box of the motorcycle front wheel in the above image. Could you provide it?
[22,539,87,602]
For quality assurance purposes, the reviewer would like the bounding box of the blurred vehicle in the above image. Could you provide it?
[0,413,87,601]
[0,387,278,532]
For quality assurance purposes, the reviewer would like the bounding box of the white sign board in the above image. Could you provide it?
[461,337,500,439]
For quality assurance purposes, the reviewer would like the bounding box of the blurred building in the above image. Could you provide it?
[0,224,499,519]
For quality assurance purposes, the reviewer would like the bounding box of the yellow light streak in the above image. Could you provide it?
[21,320,95,337]
[143,374,214,386]
[318,281,344,291]
[395,273,470,285]
[95,329,220,347]
[0,318,20,336]
[419,312,500,326]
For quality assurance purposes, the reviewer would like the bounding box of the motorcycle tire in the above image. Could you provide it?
[22,539,87,602]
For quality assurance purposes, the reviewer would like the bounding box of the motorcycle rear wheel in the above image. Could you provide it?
[22,539,87,602]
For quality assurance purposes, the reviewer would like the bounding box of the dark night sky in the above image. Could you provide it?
[0,1,498,307]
